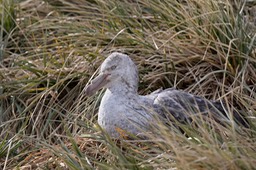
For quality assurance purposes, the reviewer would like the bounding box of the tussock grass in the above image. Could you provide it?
[0,0,16,62]
[0,0,256,169]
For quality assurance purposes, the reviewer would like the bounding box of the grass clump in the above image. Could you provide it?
[0,0,256,169]
[0,0,16,62]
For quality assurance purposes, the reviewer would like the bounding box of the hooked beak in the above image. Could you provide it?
[84,73,110,96]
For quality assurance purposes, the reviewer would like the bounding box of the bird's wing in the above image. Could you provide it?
[152,88,228,124]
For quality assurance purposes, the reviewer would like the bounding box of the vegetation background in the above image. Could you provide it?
[0,0,256,169]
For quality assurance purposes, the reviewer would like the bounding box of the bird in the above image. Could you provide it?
[84,52,248,138]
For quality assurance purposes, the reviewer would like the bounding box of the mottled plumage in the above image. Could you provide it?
[84,52,247,138]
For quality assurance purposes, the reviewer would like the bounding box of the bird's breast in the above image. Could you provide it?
[97,91,153,137]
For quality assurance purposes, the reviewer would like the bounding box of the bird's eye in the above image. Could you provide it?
[110,65,117,70]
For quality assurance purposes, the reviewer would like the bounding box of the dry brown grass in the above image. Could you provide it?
[0,0,256,169]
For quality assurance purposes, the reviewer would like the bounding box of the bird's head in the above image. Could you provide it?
[84,52,139,96]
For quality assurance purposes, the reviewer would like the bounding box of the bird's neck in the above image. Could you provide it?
[107,79,138,96]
